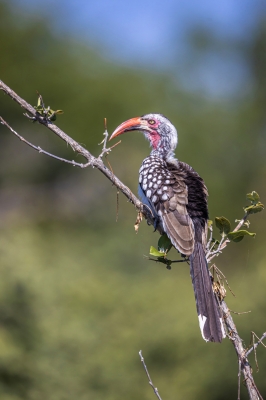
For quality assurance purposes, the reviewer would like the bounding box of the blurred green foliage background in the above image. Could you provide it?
[1,2,266,399]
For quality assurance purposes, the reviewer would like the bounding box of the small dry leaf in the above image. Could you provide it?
[134,212,143,233]
[213,281,227,300]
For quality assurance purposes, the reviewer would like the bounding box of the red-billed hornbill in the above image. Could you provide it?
[110,113,226,343]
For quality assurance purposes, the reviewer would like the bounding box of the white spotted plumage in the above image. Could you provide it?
[139,156,176,213]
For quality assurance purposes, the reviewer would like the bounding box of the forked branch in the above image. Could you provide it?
[0,80,149,223]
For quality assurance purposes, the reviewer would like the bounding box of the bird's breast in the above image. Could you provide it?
[139,156,171,202]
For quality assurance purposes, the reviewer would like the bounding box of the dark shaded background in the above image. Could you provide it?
[0,1,266,398]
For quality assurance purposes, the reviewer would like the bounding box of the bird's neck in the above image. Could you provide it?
[150,148,176,162]
[150,134,177,161]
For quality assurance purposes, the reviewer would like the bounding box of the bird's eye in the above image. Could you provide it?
[148,119,155,125]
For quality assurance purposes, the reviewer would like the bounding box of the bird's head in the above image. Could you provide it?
[109,113,178,160]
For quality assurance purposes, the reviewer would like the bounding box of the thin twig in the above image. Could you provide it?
[245,332,266,358]
[253,332,259,372]
[207,234,226,262]
[234,213,250,232]
[206,224,213,252]
[146,257,189,264]
[229,309,251,315]
[139,350,163,400]
[207,248,222,262]
[206,240,218,257]
[0,117,89,168]
[98,117,112,158]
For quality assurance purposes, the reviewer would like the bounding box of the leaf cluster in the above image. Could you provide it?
[214,191,263,243]
[149,192,264,266]
[33,93,63,122]
[149,235,174,269]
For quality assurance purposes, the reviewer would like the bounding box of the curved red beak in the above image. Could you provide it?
[109,117,149,141]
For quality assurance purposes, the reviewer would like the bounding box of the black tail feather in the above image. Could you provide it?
[189,242,226,343]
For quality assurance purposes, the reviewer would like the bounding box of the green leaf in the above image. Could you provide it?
[37,95,42,108]
[246,191,260,204]
[149,246,165,258]
[244,202,264,214]
[158,235,172,253]
[227,230,256,242]
[207,220,213,228]
[48,109,64,121]
[215,216,231,235]
[35,105,43,111]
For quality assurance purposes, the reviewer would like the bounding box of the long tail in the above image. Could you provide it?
[189,241,226,342]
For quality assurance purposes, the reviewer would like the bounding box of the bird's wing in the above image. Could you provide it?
[155,165,195,256]
[139,156,195,255]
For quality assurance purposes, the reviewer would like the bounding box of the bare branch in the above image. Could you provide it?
[221,300,263,400]
[0,80,153,225]
[139,350,163,400]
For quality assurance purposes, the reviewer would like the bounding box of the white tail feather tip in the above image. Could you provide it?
[198,314,208,342]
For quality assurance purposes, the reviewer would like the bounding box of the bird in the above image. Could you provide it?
[109,113,226,343]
